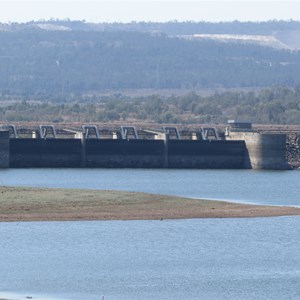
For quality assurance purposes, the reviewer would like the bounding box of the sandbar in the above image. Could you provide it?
[0,186,300,222]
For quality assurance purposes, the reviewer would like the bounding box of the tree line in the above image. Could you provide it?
[1,87,300,125]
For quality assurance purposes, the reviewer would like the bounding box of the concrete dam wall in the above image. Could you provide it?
[0,131,9,168]
[226,132,288,170]
[8,138,246,169]
[0,125,289,170]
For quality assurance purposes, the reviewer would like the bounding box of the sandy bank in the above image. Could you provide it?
[0,186,300,222]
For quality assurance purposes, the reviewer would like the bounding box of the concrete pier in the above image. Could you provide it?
[226,131,288,170]
[0,131,9,168]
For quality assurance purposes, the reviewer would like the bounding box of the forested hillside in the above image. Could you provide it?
[1,20,300,98]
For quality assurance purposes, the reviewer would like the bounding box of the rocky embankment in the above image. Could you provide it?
[286,133,300,169]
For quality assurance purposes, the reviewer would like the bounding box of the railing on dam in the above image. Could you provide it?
[0,124,221,141]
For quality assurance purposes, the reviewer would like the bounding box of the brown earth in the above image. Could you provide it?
[0,186,300,222]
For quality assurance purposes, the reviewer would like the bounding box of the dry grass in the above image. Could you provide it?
[0,186,300,222]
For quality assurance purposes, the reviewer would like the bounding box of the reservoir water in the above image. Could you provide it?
[0,169,300,299]
[1,218,300,300]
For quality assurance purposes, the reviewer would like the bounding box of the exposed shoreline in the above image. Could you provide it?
[0,186,300,222]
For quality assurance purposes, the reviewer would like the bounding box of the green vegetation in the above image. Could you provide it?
[1,87,300,124]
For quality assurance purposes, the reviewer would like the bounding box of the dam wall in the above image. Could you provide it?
[85,139,246,169]
[85,139,165,168]
[167,140,245,168]
[0,127,289,170]
[226,132,288,170]
[6,137,246,169]
[9,138,82,168]
[0,131,9,168]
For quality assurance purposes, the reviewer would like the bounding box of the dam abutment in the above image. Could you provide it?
[226,131,288,170]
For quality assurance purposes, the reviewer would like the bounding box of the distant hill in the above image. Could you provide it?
[1,20,300,98]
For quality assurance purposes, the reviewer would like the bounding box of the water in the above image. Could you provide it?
[0,168,300,206]
[1,218,300,300]
[1,169,300,299]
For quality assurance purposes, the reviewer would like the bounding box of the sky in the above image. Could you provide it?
[1,1,300,23]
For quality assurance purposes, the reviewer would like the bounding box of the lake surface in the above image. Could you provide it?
[1,217,300,300]
[1,169,300,299]
[0,168,300,206]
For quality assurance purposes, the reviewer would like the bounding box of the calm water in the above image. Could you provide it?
[1,218,300,300]
[1,169,300,299]
[0,168,300,206]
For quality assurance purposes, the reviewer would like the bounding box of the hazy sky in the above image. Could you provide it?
[1,1,300,23]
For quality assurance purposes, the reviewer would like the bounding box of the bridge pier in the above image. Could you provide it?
[163,131,169,168]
